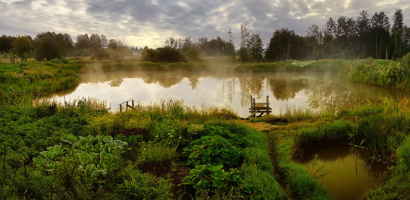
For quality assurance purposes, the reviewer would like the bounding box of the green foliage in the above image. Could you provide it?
[241,163,288,199]
[271,132,330,199]
[142,47,186,63]
[150,115,186,146]
[94,48,127,62]
[344,59,410,90]
[181,164,246,194]
[182,135,242,168]
[34,134,128,177]
[11,36,31,62]
[117,165,173,199]
[34,32,68,61]
[234,59,346,73]
[136,141,178,164]
[186,47,200,61]
[0,62,82,105]
[397,137,410,169]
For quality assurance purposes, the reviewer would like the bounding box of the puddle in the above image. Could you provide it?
[301,145,388,200]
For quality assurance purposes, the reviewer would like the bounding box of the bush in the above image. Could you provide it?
[94,48,126,62]
[182,135,242,168]
[403,52,410,63]
[142,47,186,63]
[181,164,247,195]
[117,165,173,199]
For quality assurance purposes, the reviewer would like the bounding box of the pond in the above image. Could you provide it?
[44,70,401,118]
[301,146,388,200]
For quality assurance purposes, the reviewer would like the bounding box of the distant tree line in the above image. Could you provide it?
[1,9,410,62]
[266,9,410,61]
[0,32,134,62]
[162,9,410,61]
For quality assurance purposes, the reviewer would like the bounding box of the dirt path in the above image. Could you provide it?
[235,120,298,199]
[268,137,298,200]
[233,120,288,132]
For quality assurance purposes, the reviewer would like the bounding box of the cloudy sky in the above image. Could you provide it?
[1,0,409,48]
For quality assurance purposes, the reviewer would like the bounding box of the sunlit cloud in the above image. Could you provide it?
[0,0,409,48]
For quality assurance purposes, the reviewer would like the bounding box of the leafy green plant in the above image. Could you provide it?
[33,134,128,183]
[181,164,247,195]
[182,135,242,168]
[150,115,186,146]
[117,164,173,199]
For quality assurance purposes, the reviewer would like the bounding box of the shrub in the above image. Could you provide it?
[182,135,242,168]
[181,164,248,195]
[149,115,186,146]
[117,165,173,199]
[142,47,186,63]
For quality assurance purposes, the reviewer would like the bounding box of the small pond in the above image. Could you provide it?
[44,70,402,118]
[301,146,389,200]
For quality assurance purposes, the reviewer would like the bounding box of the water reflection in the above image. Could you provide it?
[268,78,306,101]
[302,146,388,200]
[44,71,401,117]
[108,79,124,87]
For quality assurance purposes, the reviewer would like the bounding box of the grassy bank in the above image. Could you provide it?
[341,58,410,91]
[268,98,410,199]
[234,59,348,73]
[0,59,82,106]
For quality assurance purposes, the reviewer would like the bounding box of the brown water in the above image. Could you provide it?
[302,146,388,200]
[45,70,401,117]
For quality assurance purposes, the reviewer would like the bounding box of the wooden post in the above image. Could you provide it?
[126,101,128,111]
[266,95,270,115]
[120,104,122,113]
[132,100,134,108]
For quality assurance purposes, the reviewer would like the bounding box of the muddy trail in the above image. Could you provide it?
[268,138,298,200]
[236,120,298,199]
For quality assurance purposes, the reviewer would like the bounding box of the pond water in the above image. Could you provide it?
[45,70,401,117]
[302,146,388,200]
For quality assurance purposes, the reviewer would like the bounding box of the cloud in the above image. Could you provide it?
[1,0,409,48]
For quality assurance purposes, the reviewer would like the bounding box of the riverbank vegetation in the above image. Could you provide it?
[0,97,296,199]
[268,98,410,199]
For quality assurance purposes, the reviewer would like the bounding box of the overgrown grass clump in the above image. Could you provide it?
[0,60,82,105]
[234,59,347,72]
[342,57,410,90]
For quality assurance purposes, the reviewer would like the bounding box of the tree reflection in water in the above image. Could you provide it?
[108,79,124,87]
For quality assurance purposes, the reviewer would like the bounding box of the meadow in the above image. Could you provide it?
[1,56,410,199]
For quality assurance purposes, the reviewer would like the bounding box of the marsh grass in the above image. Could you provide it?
[136,142,178,165]
[0,61,82,105]
[130,99,238,122]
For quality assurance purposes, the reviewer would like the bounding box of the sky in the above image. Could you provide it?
[1,0,409,48]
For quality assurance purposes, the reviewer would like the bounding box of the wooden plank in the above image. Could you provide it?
[246,109,259,119]
[254,103,265,107]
